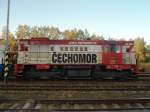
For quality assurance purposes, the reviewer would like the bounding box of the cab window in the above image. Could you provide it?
[108,44,120,53]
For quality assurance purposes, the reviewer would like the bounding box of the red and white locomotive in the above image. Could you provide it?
[13,38,138,79]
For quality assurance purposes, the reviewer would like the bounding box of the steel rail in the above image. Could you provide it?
[0,98,150,104]
[4,77,150,82]
[0,85,150,91]
[0,108,150,111]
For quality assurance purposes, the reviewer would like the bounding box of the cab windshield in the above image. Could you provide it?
[104,44,120,53]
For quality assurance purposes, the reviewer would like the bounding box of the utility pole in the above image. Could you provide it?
[6,0,10,44]
[4,0,10,83]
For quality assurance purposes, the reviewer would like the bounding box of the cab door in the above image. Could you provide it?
[102,44,122,65]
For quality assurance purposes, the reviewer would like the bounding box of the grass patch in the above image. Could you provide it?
[139,63,150,72]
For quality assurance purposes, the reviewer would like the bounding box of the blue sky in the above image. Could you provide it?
[0,0,150,44]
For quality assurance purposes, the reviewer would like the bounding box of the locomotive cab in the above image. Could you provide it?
[102,44,122,65]
[101,41,137,78]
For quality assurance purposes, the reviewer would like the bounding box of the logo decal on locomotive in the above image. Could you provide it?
[52,53,97,64]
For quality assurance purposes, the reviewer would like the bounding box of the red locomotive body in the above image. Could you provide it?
[13,38,138,79]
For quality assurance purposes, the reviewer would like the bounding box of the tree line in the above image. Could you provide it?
[0,25,150,63]
[1,25,104,40]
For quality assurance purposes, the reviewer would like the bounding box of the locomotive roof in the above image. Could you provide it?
[19,37,134,45]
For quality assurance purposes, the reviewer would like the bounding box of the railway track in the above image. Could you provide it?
[0,98,150,111]
[0,73,149,111]
[0,72,149,85]
[1,74,150,92]
[1,85,150,91]
[2,75,150,85]
[1,79,150,86]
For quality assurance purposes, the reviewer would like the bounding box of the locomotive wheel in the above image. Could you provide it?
[23,66,37,79]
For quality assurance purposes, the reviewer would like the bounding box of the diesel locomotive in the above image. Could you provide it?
[10,38,138,79]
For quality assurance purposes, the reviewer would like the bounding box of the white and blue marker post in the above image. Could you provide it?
[4,0,10,83]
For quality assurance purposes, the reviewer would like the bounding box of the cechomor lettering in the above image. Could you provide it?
[52,53,97,64]
[92,54,97,63]
[62,54,67,63]
[52,53,57,63]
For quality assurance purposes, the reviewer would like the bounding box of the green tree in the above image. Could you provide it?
[84,29,90,39]
[1,26,16,52]
[16,25,31,39]
[30,26,39,37]
[48,26,61,39]
[9,33,17,51]
[76,29,85,40]
[90,33,104,40]
[64,28,91,40]
[146,44,150,50]
[63,29,78,40]
[29,26,61,39]
[134,37,145,63]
